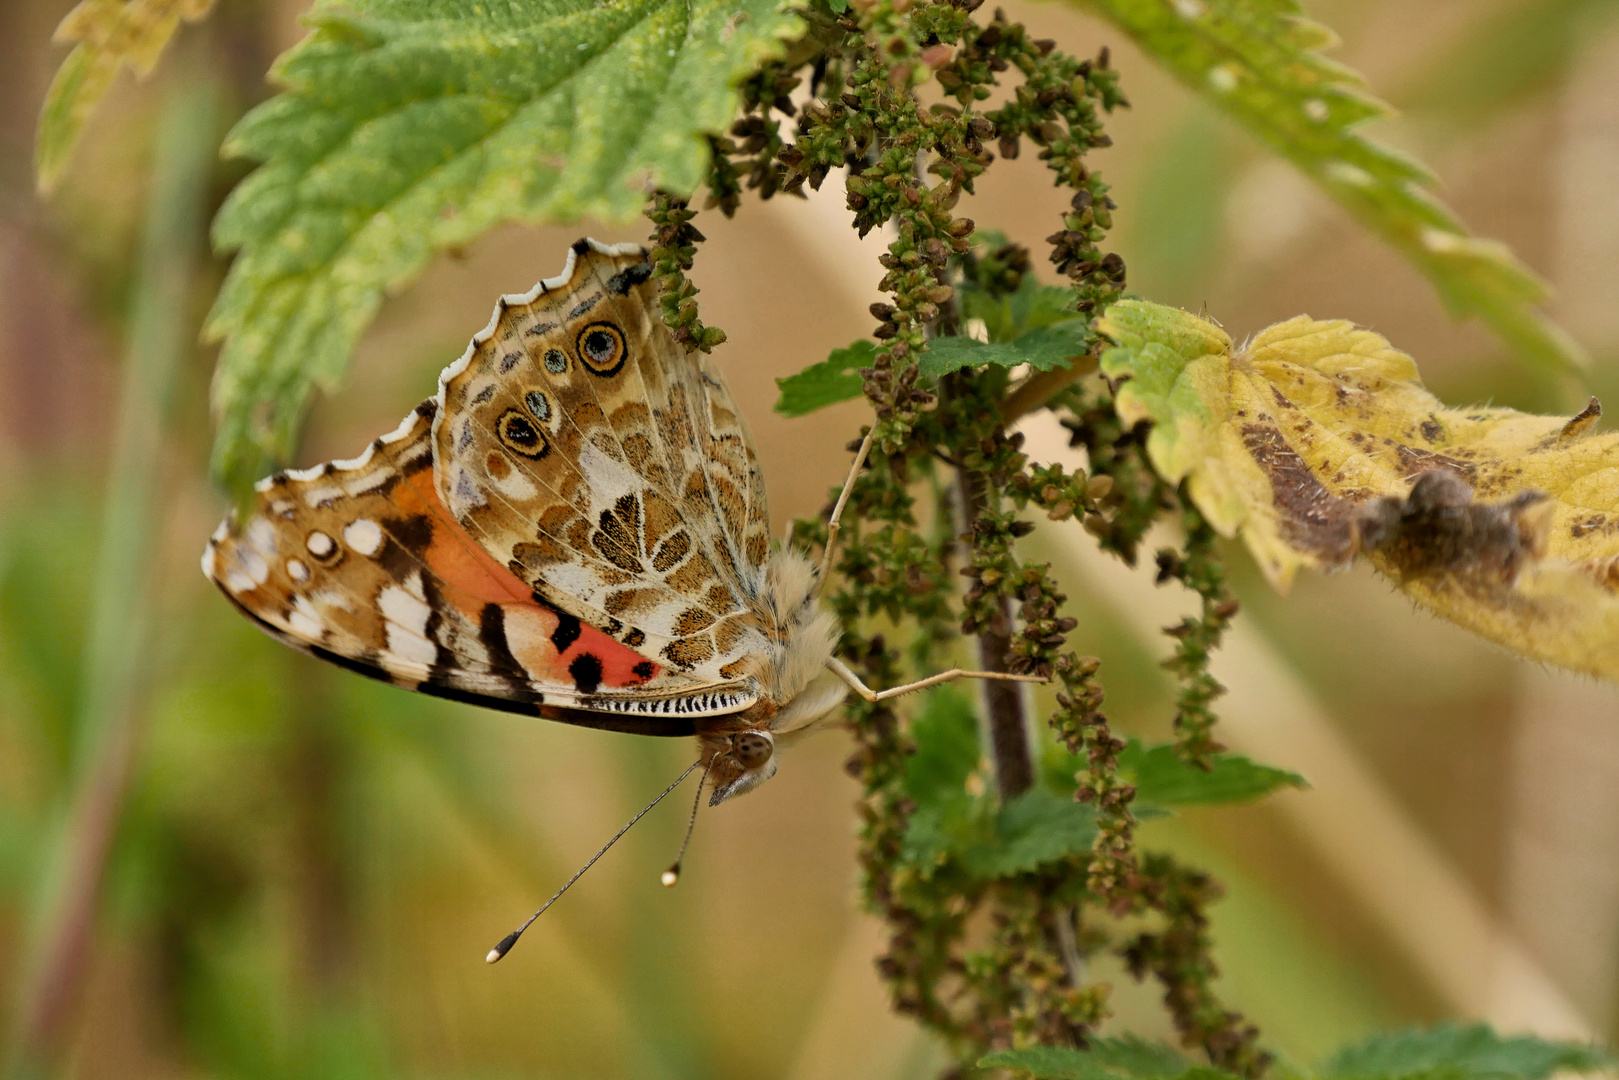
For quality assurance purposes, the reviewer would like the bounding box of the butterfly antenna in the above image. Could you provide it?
[486,756,704,965]
[819,427,876,590]
[661,754,718,887]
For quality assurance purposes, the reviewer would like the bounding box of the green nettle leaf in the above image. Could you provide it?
[37,0,218,193]
[899,688,1097,880]
[773,339,874,417]
[904,687,981,803]
[1320,1024,1618,1080]
[1079,0,1585,373]
[960,788,1097,878]
[917,321,1092,378]
[961,274,1081,343]
[982,1036,1239,1080]
[1121,739,1307,807]
[207,0,806,488]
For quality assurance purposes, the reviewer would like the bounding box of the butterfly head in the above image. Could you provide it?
[701,729,778,805]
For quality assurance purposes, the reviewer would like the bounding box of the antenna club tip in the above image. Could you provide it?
[661,868,680,887]
[486,930,520,965]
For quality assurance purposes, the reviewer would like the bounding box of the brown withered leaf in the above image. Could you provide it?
[1098,300,1619,681]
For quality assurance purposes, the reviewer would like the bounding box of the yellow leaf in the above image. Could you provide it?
[1099,299,1619,681]
[36,0,218,193]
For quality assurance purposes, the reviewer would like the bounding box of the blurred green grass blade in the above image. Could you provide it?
[206,0,806,492]
[1119,107,1240,304]
[1079,0,1588,374]
[1400,0,1619,125]
[7,72,218,1080]
[35,0,219,193]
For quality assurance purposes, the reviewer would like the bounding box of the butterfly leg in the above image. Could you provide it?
[825,656,1046,702]
[818,427,877,586]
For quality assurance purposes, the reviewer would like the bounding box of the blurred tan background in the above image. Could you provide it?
[4,0,1619,1076]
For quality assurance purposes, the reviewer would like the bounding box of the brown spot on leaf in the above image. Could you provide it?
[1394,442,1474,480]
[1241,422,1358,564]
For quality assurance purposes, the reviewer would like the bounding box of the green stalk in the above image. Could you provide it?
[6,70,217,1079]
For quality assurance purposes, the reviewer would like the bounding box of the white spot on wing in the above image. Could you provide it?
[236,545,270,586]
[492,467,537,500]
[379,585,436,666]
[226,570,255,593]
[245,519,277,554]
[542,562,607,606]
[288,596,324,639]
[344,469,392,496]
[287,558,310,583]
[307,532,335,557]
[343,519,383,556]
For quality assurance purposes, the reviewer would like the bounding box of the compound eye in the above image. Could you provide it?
[733,731,773,771]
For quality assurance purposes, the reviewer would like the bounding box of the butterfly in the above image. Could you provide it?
[204,239,1039,807]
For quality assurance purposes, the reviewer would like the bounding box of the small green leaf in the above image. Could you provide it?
[206,0,806,489]
[917,321,1092,378]
[1121,739,1307,807]
[899,689,1098,880]
[959,788,1097,879]
[904,687,980,804]
[961,273,1078,343]
[1079,0,1585,373]
[982,1036,1238,1080]
[1320,1023,1618,1080]
[773,340,873,417]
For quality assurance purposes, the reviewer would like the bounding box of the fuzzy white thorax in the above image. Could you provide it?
[750,546,840,716]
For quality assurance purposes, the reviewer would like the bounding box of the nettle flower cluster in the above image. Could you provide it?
[650,0,1263,1072]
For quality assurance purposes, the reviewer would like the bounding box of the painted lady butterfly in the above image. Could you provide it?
[203,239,1038,810]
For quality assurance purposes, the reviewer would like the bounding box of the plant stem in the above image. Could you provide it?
[957,464,1034,799]
[5,71,217,1080]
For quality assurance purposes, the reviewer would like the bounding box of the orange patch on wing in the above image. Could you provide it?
[395,467,660,689]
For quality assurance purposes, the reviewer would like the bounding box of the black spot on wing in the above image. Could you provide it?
[420,575,453,688]
[377,514,434,582]
[551,608,582,652]
[478,603,521,672]
[571,237,591,256]
[569,652,603,694]
[606,262,653,295]
[633,661,654,679]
